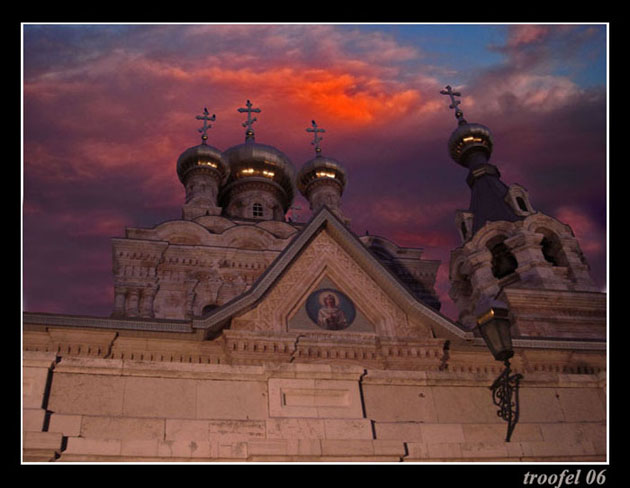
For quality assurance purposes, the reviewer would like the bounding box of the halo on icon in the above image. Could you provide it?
[318,290,341,307]
[305,288,356,330]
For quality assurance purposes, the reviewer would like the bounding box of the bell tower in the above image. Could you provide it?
[442,86,604,339]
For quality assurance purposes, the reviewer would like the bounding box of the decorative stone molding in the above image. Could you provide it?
[111,218,299,320]
[455,210,474,243]
[504,183,535,217]
[499,287,606,339]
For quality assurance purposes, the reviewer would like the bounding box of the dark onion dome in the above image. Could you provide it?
[221,141,296,210]
[447,122,494,167]
[176,142,229,185]
[297,154,347,196]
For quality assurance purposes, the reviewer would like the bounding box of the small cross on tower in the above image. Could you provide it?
[196,107,216,143]
[440,85,467,125]
[237,100,261,141]
[306,120,326,155]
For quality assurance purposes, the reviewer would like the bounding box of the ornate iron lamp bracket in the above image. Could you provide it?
[490,359,523,442]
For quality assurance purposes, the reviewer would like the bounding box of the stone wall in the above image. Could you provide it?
[23,351,606,462]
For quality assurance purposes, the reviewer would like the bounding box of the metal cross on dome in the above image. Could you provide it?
[196,107,216,143]
[238,99,261,141]
[306,120,326,155]
[440,85,467,125]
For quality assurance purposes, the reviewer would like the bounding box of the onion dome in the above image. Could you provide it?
[440,86,493,167]
[221,141,296,209]
[176,142,229,185]
[296,121,349,225]
[219,100,296,219]
[447,122,494,167]
[176,108,229,185]
[297,153,347,196]
[297,120,347,196]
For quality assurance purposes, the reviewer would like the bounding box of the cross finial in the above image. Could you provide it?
[196,107,216,143]
[237,99,261,142]
[440,85,467,125]
[306,120,326,155]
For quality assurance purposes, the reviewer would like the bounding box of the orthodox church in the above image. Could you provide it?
[22,92,606,463]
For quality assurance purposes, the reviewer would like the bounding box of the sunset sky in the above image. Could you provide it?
[22,23,608,321]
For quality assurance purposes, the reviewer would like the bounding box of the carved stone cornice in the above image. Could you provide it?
[23,324,606,379]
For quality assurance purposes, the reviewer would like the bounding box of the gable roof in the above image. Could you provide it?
[192,206,473,340]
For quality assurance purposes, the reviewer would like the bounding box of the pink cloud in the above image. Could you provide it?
[471,72,582,115]
[505,25,553,48]
[23,198,43,216]
[53,210,131,238]
[368,197,458,228]
[24,43,433,153]
[554,205,605,255]
[389,229,453,249]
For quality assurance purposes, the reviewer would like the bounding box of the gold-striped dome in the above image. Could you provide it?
[176,143,229,185]
[447,122,494,167]
[221,141,296,210]
[297,155,347,196]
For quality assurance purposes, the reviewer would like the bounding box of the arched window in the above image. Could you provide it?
[541,237,559,266]
[252,202,263,217]
[538,229,568,267]
[487,237,518,279]
[505,184,534,216]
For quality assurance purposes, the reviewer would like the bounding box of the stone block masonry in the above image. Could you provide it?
[23,353,606,463]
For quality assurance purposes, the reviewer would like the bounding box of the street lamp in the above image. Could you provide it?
[475,299,523,442]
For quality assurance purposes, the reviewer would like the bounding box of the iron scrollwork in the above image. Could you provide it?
[490,360,523,442]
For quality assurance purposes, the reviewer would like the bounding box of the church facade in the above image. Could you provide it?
[22,95,606,463]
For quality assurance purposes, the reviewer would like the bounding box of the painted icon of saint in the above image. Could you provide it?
[317,292,348,330]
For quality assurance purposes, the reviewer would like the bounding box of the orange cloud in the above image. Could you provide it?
[198,65,421,125]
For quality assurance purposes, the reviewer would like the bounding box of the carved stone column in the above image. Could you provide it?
[125,288,140,317]
[184,280,198,319]
[138,285,157,318]
[112,286,127,317]
[468,249,500,300]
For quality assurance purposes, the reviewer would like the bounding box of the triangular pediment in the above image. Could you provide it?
[287,275,376,334]
[192,207,471,341]
[230,228,426,337]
